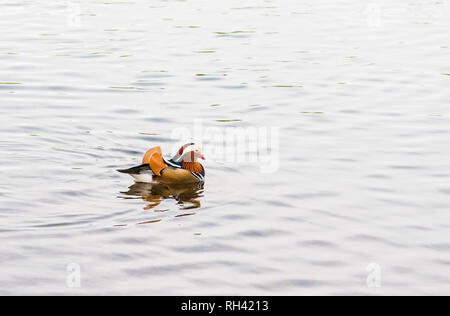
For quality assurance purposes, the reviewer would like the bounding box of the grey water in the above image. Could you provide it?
[0,0,450,295]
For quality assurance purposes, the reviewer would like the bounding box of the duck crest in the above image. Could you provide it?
[181,162,205,176]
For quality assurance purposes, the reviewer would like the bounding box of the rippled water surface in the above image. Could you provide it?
[1,0,450,295]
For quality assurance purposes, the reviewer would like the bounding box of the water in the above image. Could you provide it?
[1,0,450,295]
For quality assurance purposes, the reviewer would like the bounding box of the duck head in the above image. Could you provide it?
[179,144,205,162]
[173,143,205,162]
[171,143,194,162]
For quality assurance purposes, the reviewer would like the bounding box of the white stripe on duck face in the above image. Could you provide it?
[170,143,195,162]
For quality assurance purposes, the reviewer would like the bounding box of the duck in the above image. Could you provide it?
[117,143,205,184]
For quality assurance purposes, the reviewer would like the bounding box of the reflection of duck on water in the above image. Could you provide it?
[120,182,204,210]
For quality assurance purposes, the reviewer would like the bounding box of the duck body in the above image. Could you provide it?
[118,144,205,184]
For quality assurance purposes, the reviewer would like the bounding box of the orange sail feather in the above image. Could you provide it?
[142,146,168,176]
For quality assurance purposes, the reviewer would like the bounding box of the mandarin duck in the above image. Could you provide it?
[118,143,205,184]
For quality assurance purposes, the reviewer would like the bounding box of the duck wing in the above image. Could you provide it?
[142,146,168,176]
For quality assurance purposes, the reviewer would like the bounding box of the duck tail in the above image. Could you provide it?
[117,164,152,174]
